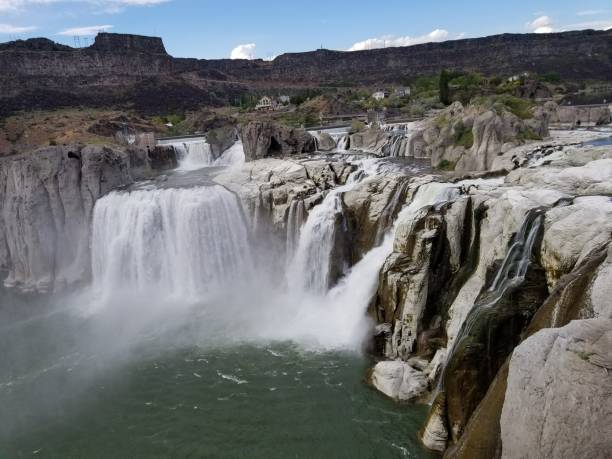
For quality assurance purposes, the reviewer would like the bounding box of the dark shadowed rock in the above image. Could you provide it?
[239,122,315,161]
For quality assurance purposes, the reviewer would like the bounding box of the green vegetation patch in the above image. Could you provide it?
[436,159,456,171]
[453,122,474,148]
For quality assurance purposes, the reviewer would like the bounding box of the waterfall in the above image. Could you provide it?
[287,177,459,297]
[286,161,381,294]
[286,186,348,295]
[159,139,245,170]
[286,198,307,259]
[213,140,246,167]
[337,135,349,151]
[175,140,215,170]
[315,182,461,341]
[436,209,545,390]
[91,185,253,300]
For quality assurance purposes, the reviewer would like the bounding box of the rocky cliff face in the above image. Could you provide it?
[0,145,133,292]
[364,135,612,457]
[1,30,611,115]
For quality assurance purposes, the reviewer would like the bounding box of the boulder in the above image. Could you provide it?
[500,319,612,459]
[370,360,428,401]
[239,122,316,161]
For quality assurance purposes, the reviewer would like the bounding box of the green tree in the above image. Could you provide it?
[439,70,451,106]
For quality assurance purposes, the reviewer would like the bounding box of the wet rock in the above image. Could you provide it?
[312,132,336,151]
[420,392,449,452]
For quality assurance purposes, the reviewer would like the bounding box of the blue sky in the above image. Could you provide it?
[1,0,611,59]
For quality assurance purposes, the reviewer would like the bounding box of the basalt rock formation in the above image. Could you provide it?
[367,136,612,457]
[405,101,551,171]
[1,29,611,115]
[0,145,133,292]
[239,122,316,161]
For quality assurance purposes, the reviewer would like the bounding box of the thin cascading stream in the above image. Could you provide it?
[91,185,253,300]
[436,209,545,391]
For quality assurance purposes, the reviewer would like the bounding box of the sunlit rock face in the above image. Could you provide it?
[402,101,551,171]
[363,127,612,456]
[0,145,132,292]
[501,318,612,459]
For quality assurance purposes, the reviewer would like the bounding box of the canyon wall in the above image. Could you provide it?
[1,30,611,115]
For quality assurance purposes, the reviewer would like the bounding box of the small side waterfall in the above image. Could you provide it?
[437,209,545,390]
[159,139,245,170]
[380,122,418,158]
[286,163,379,294]
[91,185,253,300]
[286,198,307,259]
[286,187,348,295]
[337,135,349,151]
[287,177,460,297]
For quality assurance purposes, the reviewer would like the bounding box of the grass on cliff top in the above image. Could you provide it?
[472,94,535,119]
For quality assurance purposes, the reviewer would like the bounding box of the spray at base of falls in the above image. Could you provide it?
[91,185,253,301]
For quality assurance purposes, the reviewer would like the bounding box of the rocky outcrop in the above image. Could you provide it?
[362,129,612,456]
[343,174,411,259]
[238,122,316,161]
[404,101,550,172]
[349,126,392,154]
[207,125,238,159]
[0,145,132,292]
[370,360,428,401]
[500,319,612,459]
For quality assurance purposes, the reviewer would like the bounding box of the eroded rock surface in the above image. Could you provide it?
[0,145,132,291]
[239,122,316,161]
[501,319,612,459]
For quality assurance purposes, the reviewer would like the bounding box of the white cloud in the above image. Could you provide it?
[58,24,113,35]
[527,15,555,33]
[348,29,449,51]
[577,10,607,16]
[230,43,256,59]
[0,22,36,33]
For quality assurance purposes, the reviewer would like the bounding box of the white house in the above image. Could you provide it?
[255,96,274,110]
[372,90,388,101]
